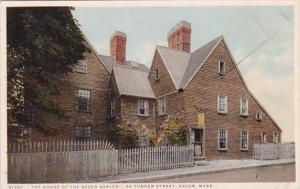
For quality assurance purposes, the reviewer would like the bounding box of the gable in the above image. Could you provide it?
[185,38,281,132]
[148,50,177,96]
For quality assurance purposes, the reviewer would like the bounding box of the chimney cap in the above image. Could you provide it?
[111,31,127,40]
[167,20,191,38]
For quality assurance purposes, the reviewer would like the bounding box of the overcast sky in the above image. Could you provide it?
[72,6,294,142]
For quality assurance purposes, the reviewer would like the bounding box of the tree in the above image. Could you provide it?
[7,7,87,136]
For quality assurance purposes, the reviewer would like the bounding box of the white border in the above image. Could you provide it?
[0,1,299,189]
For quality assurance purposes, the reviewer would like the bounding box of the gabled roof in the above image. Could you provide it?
[112,66,156,99]
[99,55,149,73]
[154,36,223,89]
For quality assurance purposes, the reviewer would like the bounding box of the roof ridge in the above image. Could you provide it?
[191,35,223,54]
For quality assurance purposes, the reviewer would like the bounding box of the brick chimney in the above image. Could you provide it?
[110,31,126,64]
[167,21,191,53]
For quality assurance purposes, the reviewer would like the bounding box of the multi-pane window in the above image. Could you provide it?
[158,97,166,115]
[218,95,227,114]
[75,125,91,139]
[76,59,87,73]
[218,129,227,150]
[273,133,279,143]
[240,97,249,116]
[218,61,225,75]
[256,112,262,121]
[262,132,267,143]
[76,89,91,112]
[110,98,116,117]
[240,131,249,150]
[138,99,149,116]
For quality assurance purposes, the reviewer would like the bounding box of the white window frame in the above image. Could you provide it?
[110,98,116,117]
[261,132,267,143]
[218,129,228,150]
[240,130,249,151]
[76,59,87,73]
[240,97,249,116]
[256,111,262,121]
[273,132,279,143]
[155,68,160,81]
[138,99,149,116]
[218,95,227,114]
[218,61,225,75]
[158,97,166,115]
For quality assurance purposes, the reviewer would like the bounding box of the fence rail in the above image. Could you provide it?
[118,145,194,174]
[253,143,295,160]
[8,140,115,153]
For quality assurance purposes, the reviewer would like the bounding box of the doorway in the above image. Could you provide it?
[193,129,204,157]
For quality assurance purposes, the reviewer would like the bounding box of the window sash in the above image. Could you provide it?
[218,95,227,113]
[256,112,262,120]
[76,89,91,112]
[219,61,225,75]
[240,131,248,150]
[76,60,87,73]
[75,125,91,138]
[273,133,278,143]
[240,97,248,116]
[158,97,166,115]
[138,99,149,116]
[218,129,227,150]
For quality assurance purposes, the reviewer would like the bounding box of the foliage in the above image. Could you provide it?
[150,115,187,146]
[116,120,150,148]
[7,7,87,135]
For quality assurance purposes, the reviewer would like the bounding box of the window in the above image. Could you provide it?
[110,98,116,117]
[240,97,249,116]
[155,68,160,81]
[75,125,91,139]
[138,99,149,116]
[261,132,267,143]
[218,129,227,150]
[240,131,249,150]
[76,59,87,73]
[218,95,227,114]
[256,112,262,121]
[218,61,225,75]
[158,97,166,115]
[76,89,91,112]
[273,133,279,143]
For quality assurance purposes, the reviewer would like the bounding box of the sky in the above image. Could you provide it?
[72,6,294,142]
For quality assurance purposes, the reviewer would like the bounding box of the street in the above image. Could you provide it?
[148,164,295,182]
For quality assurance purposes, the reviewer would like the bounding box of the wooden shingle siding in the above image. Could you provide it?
[32,44,111,141]
[184,40,281,159]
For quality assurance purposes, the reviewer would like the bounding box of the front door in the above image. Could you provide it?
[193,129,204,156]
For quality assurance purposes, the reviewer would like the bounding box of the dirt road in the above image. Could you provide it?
[149,164,295,182]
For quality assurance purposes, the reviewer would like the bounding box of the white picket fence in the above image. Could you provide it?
[118,145,194,174]
[8,140,114,153]
[253,143,295,160]
[8,140,194,183]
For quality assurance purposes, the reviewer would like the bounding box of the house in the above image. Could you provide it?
[30,20,281,159]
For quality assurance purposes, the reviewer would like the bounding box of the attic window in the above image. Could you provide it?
[256,112,262,121]
[218,61,225,76]
[76,59,87,73]
[155,68,160,81]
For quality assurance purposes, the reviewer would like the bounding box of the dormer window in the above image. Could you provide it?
[256,112,262,121]
[218,61,225,75]
[76,59,87,73]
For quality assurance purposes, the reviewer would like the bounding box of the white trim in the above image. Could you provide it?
[138,99,149,116]
[218,60,225,75]
[158,96,166,116]
[75,59,87,73]
[218,128,228,151]
[240,97,249,116]
[183,36,223,89]
[256,111,262,121]
[240,130,249,151]
[218,95,227,114]
[261,132,267,143]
